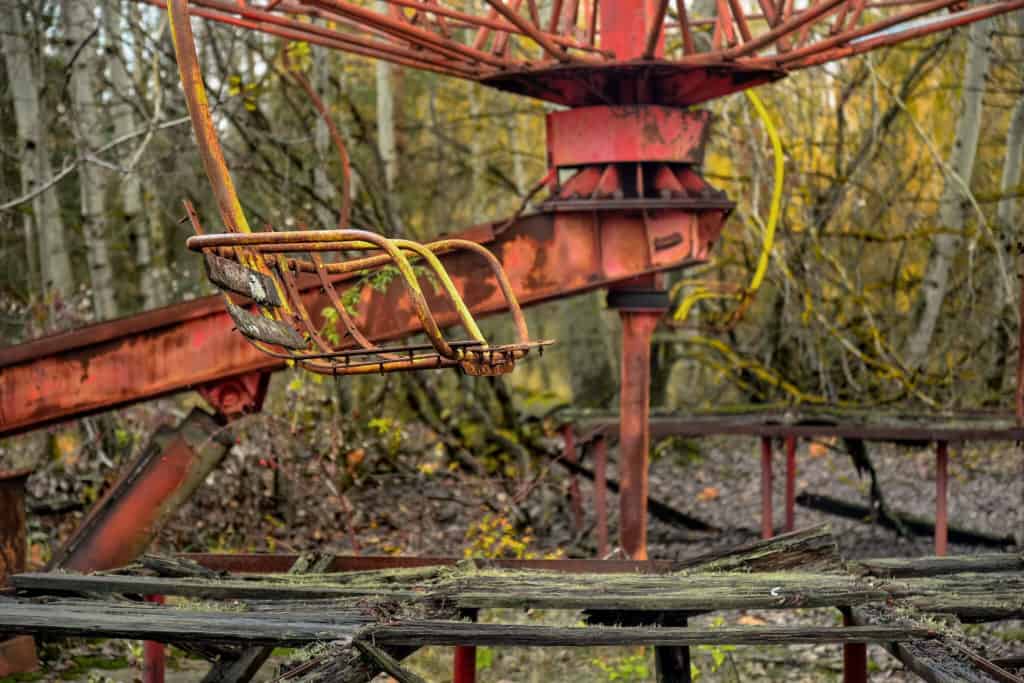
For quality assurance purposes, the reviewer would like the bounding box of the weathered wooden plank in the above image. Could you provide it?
[226,304,306,349]
[678,524,840,573]
[11,571,887,611]
[849,554,1024,578]
[353,641,427,683]
[202,553,335,683]
[0,598,370,645]
[365,622,933,648]
[15,563,1024,621]
[204,254,282,306]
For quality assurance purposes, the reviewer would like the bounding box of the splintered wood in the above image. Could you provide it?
[0,527,1021,683]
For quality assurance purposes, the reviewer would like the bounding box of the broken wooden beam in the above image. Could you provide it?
[851,604,1016,683]
[0,598,372,645]
[0,596,932,650]
[202,553,335,683]
[849,554,1024,578]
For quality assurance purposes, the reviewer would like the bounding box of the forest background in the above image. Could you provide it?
[0,1,1023,551]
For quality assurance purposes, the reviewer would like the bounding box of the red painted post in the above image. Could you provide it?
[594,436,609,557]
[616,308,662,560]
[453,646,476,683]
[760,436,773,539]
[143,595,165,683]
[935,441,948,556]
[562,424,585,533]
[0,469,37,677]
[784,436,797,532]
[841,608,867,683]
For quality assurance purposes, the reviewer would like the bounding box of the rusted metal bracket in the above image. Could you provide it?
[50,409,232,573]
[197,372,270,419]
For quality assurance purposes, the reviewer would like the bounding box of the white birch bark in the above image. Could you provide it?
[375,2,398,193]
[1,2,73,301]
[64,0,118,320]
[469,86,485,221]
[104,1,164,309]
[312,47,338,229]
[997,12,1024,239]
[509,112,526,197]
[905,21,993,369]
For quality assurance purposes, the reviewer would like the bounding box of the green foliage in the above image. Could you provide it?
[339,264,439,317]
[690,617,738,681]
[475,646,495,672]
[590,650,650,681]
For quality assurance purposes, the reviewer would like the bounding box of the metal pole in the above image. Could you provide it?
[0,469,37,677]
[594,436,609,557]
[784,436,797,532]
[761,436,773,539]
[841,608,867,683]
[616,308,662,559]
[453,609,479,683]
[143,595,165,683]
[453,646,476,683]
[935,441,948,556]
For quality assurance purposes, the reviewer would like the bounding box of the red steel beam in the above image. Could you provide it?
[50,409,232,572]
[0,211,709,437]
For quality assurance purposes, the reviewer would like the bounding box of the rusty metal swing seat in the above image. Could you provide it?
[170,0,550,378]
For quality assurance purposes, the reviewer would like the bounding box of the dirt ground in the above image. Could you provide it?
[10,432,1024,682]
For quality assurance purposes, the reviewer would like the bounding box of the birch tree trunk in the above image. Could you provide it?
[996,12,1024,239]
[312,47,338,229]
[130,4,170,303]
[508,112,526,197]
[375,3,398,194]
[469,87,485,221]
[1,2,74,302]
[104,1,163,310]
[905,21,993,369]
[64,0,118,320]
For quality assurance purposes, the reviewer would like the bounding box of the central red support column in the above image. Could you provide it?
[610,286,666,560]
